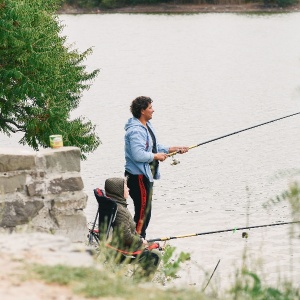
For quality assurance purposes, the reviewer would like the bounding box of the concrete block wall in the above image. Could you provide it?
[0,147,87,242]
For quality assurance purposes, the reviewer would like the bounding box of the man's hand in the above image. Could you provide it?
[154,153,168,161]
[142,238,149,247]
[178,147,189,154]
[169,146,189,154]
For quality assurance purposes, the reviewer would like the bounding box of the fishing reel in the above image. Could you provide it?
[170,156,180,166]
[242,232,249,239]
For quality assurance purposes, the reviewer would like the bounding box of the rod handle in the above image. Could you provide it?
[147,237,170,242]
[167,144,198,157]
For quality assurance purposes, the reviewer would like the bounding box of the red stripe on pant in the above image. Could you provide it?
[136,175,147,235]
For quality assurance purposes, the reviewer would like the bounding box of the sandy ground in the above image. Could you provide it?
[0,254,88,300]
[57,3,300,14]
[0,233,96,300]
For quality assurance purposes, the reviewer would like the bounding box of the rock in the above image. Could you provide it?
[0,147,88,243]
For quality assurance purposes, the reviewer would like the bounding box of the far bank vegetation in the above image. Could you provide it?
[62,0,299,9]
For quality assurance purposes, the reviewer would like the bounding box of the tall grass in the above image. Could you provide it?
[29,241,299,299]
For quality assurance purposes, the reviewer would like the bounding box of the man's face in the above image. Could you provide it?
[141,103,154,121]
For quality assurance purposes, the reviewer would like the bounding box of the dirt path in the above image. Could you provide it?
[0,254,89,300]
[0,233,94,300]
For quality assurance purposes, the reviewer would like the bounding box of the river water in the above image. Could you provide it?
[1,12,300,292]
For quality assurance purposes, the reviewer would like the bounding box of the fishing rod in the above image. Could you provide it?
[147,221,300,242]
[168,111,300,161]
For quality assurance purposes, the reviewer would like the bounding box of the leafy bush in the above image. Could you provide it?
[229,269,300,299]
[160,244,191,279]
[0,0,100,159]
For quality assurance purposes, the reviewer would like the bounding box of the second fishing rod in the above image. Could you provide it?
[168,111,300,165]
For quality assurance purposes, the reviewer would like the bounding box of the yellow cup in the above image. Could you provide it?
[49,135,63,148]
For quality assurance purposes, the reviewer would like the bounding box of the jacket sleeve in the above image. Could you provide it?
[128,129,154,163]
[114,206,143,249]
[157,143,169,153]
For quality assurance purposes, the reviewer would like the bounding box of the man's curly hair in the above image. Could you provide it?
[130,96,153,118]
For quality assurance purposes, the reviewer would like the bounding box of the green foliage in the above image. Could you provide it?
[30,264,134,298]
[160,244,191,279]
[63,0,172,9]
[30,262,205,299]
[65,0,101,8]
[100,0,121,9]
[0,0,100,159]
[62,0,300,9]
[32,264,89,285]
[263,0,298,7]
[272,0,298,7]
[229,269,300,300]
[263,181,300,218]
[282,182,300,222]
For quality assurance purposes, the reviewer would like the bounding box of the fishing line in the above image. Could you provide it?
[168,111,300,161]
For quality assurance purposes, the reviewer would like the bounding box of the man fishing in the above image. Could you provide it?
[124,96,189,238]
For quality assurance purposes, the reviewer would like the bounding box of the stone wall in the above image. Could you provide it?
[0,147,88,243]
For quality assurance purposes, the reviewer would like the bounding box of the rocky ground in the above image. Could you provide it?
[57,2,300,14]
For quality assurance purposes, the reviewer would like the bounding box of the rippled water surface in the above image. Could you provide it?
[2,12,300,291]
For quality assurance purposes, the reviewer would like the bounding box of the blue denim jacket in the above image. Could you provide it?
[124,117,169,182]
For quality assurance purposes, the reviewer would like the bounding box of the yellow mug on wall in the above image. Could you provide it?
[49,135,63,148]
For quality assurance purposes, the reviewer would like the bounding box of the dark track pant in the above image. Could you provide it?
[125,171,153,238]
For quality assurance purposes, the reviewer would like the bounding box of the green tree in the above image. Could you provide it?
[0,0,100,159]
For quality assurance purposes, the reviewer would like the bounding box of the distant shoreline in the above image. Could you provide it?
[57,3,300,14]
